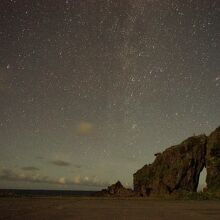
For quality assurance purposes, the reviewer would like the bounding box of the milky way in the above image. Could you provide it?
[0,0,219,190]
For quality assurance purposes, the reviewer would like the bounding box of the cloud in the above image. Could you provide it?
[71,175,107,187]
[58,177,66,184]
[74,164,82,169]
[0,169,53,185]
[41,158,81,169]
[21,166,40,171]
[0,168,108,187]
[77,121,93,135]
[51,160,71,166]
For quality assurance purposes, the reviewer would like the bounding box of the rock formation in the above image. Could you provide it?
[95,181,135,197]
[206,126,220,192]
[97,127,220,197]
[133,126,220,196]
[134,135,207,196]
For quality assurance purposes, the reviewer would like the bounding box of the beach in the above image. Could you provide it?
[0,197,220,220]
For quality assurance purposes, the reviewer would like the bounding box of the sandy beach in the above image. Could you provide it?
[0,197,220,220]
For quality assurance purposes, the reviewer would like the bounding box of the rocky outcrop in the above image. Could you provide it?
[95,181,135,197]
[133,135,207,196]
[96,127,220,197]
[206,126,220,192]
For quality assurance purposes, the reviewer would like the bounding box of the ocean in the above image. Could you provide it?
[0,189,97,197]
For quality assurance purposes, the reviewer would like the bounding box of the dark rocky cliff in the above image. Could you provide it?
[206,126,220,192]
[133,126,220,196]
[133,135,207,196]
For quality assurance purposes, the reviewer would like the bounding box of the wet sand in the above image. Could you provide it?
[0,197,220,220]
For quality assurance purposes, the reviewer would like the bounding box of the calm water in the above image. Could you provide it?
[0,189,97,197]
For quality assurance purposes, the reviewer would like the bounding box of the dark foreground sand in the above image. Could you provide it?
[0,197,220,220]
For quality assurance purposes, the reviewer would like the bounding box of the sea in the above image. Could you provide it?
[0,189,97,197]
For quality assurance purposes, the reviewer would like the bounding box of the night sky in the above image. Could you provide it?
[0,0,219,190]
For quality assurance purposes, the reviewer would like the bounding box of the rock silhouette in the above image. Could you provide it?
[133,126,220,196]
[96,181,135,197]
[206,126,220,192]
[134,135,207,196]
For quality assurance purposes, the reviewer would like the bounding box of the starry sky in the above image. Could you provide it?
[0,0,219,190]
